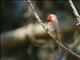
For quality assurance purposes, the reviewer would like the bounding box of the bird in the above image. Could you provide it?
[47,14,63,60]
[47,14,62,43]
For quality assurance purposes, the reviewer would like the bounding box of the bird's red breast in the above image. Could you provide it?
[47,14,58,23]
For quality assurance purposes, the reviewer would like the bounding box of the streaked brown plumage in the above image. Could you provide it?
[47,14,61,43]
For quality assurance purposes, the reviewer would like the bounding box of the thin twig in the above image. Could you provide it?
[68,0,80,26]
[27,0,80,58]
[27,0,48,31]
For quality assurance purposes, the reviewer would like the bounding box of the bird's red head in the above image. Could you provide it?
[47,14,58,22]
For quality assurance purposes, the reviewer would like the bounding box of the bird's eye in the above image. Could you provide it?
[49,16,52,19]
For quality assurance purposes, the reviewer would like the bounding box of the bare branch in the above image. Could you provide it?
[1,24,49,48]
[68,0,80,26]
[28,0,80,58]
[27,0,48,31]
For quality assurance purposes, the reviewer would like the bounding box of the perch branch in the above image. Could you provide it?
[68,0,80,26]
[28,0,80,58]
[1,24,49,48]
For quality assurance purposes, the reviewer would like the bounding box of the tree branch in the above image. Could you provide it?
[27,0,80,58]
[1,24,49,48]
[68,0,80,26]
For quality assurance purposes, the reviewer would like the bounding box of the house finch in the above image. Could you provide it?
[47,14,61,43]
[47,14,63,60]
